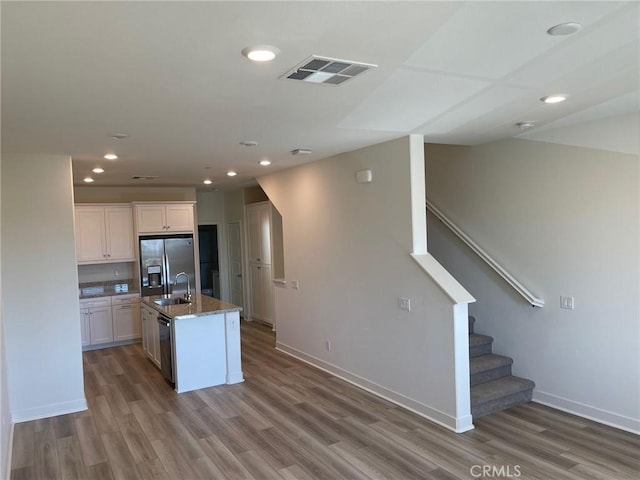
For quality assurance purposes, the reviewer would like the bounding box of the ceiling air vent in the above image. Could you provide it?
[282,55,377,86]
[131,176,158,181]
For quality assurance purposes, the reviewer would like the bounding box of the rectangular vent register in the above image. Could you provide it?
[282,55,376,86]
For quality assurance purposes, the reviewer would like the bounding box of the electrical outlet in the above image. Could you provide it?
[114,269,120,277]
[560,296,575,309]
[326,338,332,351]
[292,280,299,290]
[399,297,411,311]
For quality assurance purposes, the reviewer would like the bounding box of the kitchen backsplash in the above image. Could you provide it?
[78,261,136,284]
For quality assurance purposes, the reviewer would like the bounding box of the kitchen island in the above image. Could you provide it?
[141,293,243,393]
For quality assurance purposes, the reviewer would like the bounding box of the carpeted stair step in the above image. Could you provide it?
[469,333,493,358]
[470,354,513,386]
[471,376,535,418]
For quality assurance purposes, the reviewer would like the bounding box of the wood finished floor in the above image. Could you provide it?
[10,321,640,480]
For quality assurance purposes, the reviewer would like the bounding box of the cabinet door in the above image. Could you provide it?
[165,205,194,232]
[247,205,263,263]
[150,315,161,367]
[75,207,106,262]
[112,303,141,341]
[79,308,91,346]
[250,263,273,324]
[259,205,272,264]
[105,207,134,261]
[261,264,274,323]
[247,203,271,264]
[141,306,149,354]
[136,205,167,233]
[89,306,114,344]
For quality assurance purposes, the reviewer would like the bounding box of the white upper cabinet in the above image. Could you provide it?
[75,205,134,264]
[134,203,195,234]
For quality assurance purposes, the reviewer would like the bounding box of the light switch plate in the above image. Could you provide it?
[291,280,299,290]
[560,296,575,309]
[398,297,411,311]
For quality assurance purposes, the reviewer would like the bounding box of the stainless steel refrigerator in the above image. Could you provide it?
[139,234,196,297]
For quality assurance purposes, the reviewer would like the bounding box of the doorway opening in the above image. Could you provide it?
[198,225,220,298]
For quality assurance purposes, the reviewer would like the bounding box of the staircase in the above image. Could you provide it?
[469,316,535,418]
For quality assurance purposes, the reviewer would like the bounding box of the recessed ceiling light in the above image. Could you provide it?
[203,179,212,185]
[547,22,582,36]
[259,159,271,166]
[516,121,536,129]
[92,167,105,173]
[83,177,94,183]
[241,45,280,62]
[239,140,258,147]
[104,153,118,160]
[227,171,237,177]
[540,94,568,104]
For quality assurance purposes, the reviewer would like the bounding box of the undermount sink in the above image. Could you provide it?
[154,297,191,306]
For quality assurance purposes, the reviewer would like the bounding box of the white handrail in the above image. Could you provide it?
[427,200,544,308]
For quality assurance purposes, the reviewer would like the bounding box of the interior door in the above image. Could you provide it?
[227,222,244,309]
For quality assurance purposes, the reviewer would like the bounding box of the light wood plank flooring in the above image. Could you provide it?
[10,321,640,479]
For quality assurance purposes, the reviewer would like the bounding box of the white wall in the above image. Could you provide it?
[77,262,136,284]
[1,154,86,422]
[74,186,196,203]
[426,139,640,433]
[0,153,12,479]
[259,137,472,431]
[196,190,229,301]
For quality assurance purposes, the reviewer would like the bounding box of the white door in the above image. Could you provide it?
[227,222,244,309]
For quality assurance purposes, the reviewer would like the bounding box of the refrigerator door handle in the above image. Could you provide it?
[162,253,169,296]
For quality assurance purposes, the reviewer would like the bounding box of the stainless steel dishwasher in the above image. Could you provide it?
[157,313,174,384]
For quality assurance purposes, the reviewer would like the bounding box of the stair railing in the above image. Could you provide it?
[427,200,544,308]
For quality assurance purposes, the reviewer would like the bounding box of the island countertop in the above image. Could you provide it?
[142,293,242,319]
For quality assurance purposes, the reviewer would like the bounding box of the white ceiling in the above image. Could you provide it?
[2,1,638,189]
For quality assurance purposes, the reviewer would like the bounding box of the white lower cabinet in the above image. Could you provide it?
[79,298,113,346]
[80,310,91,346]
[80,294,141,349]
[141,303,160,367]
[112,295,141,341]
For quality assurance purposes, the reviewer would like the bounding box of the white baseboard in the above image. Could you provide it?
[275,341,474,434]
[11,397,88,424]
[226,372,245,384]
[533,390,640,434]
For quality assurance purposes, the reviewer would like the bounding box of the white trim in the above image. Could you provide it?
[427,200,544,308]
[5,422,14,480]
[11,398,87,424]
[533,391,640,434]
[276,341,474,434]
[411,253,476,305]
[409,134,427,255]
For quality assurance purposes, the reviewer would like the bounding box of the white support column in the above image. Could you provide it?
[225,311,244,384]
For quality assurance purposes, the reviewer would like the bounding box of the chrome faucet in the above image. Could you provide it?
[173,272,191,300]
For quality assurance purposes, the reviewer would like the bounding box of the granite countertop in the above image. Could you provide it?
[142,293,242,319]
[79,280,139,299]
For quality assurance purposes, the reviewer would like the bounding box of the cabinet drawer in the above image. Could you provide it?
[79,297,111,308]
[111,294,141,305]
